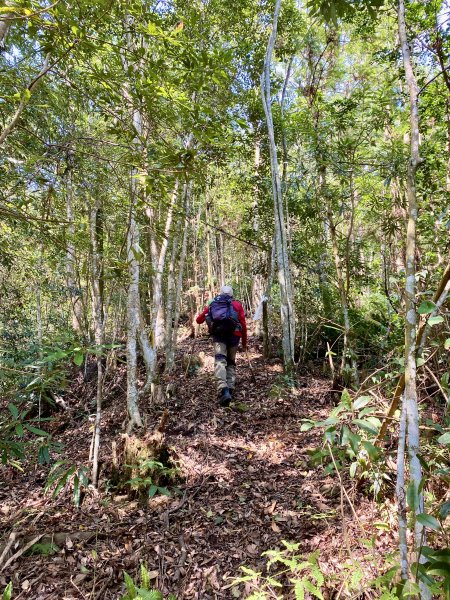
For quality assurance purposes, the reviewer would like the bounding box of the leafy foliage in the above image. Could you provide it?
[45,461,89,507]
[120,564,175,600]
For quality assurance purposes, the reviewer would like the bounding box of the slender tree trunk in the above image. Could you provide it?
[326,204,358,388]
[65,154,83,335]
[398,1,428,594]
[90,197,104,487]
[217,231,225,288]
[263,237,276,359]
[205,200,214,298]
[281,56,293,252]
[166,182,192,373]
[251,134,265,338]
[261,0,295,373]
[164,217,181,363]
[153,180,179,349]
[396,400,409,580]
[126,193,143,430]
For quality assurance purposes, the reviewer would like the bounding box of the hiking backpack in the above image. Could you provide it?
[207,295,241,337]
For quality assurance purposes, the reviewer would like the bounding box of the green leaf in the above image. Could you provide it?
[302,578,324,599]
[361,441,381,461]
[148,484,158,498]
[416,513,441,531]
[429,549,450,563]
[73,351,84,366]
[341,388,352,408]
[402,580,421,597]
[24,424,49,436]
[140,564,150,590]
[439,501,450,519]
[348,431,361,453]
[315,417,339,428]
[2,582,12,600]
[437,432,450,445]
[444,338,450,350]
[73,475,81,507]
[8,403,19,419]
[124,572,137,598]
[349,462,358,478]
[352,419,379,435]
[352,396,371,410]
[293,580,304,600]
[38,445,51,465]
[425,562,450,577]
[428,316,444,326]
[417,301,436,315]
[300,421,315,432]
[266,577,282,587]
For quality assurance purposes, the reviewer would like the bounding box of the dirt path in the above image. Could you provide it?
[0,337,393,599]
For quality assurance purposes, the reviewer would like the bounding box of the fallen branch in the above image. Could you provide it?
[0,533,16,568]
[0,534,43,572]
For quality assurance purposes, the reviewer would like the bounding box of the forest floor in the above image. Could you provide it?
[0,336,397,599]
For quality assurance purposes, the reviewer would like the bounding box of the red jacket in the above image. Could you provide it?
[196,298,247,347]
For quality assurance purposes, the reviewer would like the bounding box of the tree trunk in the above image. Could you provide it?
[205,199,214,298]
[326,204,358,388]
[164,217,181,367]
[90,197,104,487]
[396,400,409,580]
[165,181,192,373]
[126,198,143,431]
[153,180,179,350]
[398,1,428,594]
[260,0,295,374]
[65,153,83,335]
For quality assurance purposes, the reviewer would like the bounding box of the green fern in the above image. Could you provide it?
[2,583,12,600]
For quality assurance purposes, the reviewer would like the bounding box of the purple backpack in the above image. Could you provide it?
[207,295,241,336]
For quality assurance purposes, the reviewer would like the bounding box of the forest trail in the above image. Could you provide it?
[0,338,393,599]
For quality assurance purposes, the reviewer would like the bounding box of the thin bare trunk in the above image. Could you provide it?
[396,400,409,580]
[164,218,181,362]
[327,205,358,388]
[127,194,143,430]
[65,155,83,334]
[153,180,179,349]
[90,198,104,487]
[165,183,192,372]
[398,1,428,594]
[206,200,214,298]
[261,0,295,373]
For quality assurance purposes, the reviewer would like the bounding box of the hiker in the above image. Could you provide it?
[196,285,247,406]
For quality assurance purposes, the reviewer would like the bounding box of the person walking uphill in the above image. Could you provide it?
[196,285,247,407]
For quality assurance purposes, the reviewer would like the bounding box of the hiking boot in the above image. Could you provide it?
[218,387,232,407]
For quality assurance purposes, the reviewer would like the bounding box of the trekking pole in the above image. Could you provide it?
[245,349,257,384]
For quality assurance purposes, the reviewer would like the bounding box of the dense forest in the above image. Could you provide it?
[1,0,450,598]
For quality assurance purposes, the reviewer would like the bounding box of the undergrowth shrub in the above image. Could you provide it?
[121,563,175,600]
